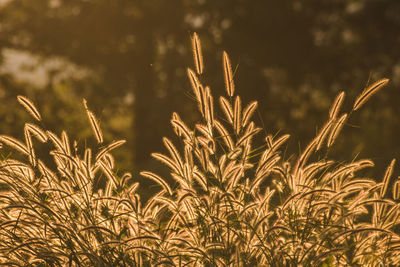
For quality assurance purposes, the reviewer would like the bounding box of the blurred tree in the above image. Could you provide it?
[0,0,190,174]
[0,0,399,180]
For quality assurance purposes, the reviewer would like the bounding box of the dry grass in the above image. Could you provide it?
[0,33,399,266]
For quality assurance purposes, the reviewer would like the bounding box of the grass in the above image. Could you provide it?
[0,33,399,266]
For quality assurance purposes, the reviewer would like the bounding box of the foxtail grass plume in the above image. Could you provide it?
[353,78,389,111]
[329,91,345,119]
[380,159,396,198]
[327,113,348,147]
[17,95,42,121]
[223,51,235,97]
[82,100,103,144]
[191,32,204,75]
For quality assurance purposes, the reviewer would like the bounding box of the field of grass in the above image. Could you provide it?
[0,33,399,266]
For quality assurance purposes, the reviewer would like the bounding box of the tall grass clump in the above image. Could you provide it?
[0,99,152,266]
[1,33,400,266]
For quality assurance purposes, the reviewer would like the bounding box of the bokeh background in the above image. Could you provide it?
[1,0,399,195]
